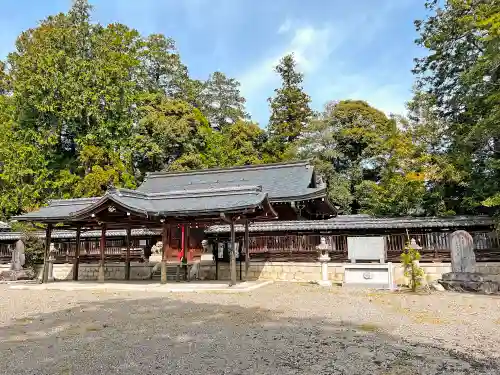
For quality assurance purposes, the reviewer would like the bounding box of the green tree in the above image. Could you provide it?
[133,95,209,173]
[414,0,500,213]
[401,240,425,292]
[297,100,399,213]
[267,54,312,159]
[139,34,193,101]
[171,120,266,171]
[199,71,248,130]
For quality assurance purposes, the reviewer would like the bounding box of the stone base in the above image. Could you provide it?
[439,272,500,294]
[0,269,35,281]
[317,280,332,287]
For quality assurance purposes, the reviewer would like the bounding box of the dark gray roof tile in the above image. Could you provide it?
[0,228,162,241]
[14,185,275,221]
[137,160,325,201]
[206,215,495,233]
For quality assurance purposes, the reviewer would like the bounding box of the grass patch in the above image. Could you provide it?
[83,323,102,332]
[358,323,380,332]
[15,317,33,324]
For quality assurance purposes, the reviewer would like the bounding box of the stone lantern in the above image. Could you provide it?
[316,237,331,287]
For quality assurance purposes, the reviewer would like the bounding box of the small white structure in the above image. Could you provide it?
[343,236,395,290]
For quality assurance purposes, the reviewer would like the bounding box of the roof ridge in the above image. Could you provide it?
[48,197,100,206]
[144,160,311,179]
[114,185,263,200]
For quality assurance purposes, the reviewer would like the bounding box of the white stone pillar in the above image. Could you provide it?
[47,243,56,282]
[317,251,332,287]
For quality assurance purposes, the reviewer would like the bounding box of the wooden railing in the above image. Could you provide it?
[248,231,500,262]
[2,230,500,264]
[0,243,11,263]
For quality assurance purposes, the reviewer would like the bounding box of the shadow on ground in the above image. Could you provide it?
[0,292,498,375]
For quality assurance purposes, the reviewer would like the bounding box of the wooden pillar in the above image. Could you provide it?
[42,224,53,283]
[244,220,250,281]
[125,227,131,280]
[160,223,170,284]
[184,224,190,281]
[72,226,81,281]
[229,220,237,286]
[98,224,106,282]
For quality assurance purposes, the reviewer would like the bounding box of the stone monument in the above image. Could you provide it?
[316,237,331,287]
[0,240,33,281]
[439,230,500,294]
[450,230,475,273]
[343,236,395,290]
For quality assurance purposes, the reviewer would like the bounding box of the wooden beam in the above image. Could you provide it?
[244,219,250,281]
[229,220,236,286]
[160,223,170,284]
[72,226,81,281]
[125,227,131,280]
[184,224,190,281]
[98,224,106,282]
[42,224,52,283]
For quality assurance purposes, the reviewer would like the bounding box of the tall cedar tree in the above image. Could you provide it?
[414,0,500,213]
[267,54,312,157]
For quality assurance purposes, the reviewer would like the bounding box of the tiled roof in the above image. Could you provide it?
[0,221,10,230]
[137,160,326,202]
[13,185,275,222]
[0,228,162,241]
[205,215,495,234]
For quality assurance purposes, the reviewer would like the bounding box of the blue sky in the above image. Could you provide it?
[0,0,428,126]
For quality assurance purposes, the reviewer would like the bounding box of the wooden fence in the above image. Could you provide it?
[247,231,500,262]
[2,230,500,264]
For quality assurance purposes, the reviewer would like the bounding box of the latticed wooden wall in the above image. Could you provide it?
[246,230,500,262]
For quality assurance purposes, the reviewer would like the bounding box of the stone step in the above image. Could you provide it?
[151,265,187,281]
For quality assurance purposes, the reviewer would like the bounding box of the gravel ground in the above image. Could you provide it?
[0,283,500,375]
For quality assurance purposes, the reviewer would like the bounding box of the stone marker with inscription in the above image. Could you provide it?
[343,236,395,290]
[439,230,500,294]
[0,240,33,281]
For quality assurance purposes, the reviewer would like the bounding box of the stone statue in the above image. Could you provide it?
[201,240,210,253]
[11,240,25,271]
[200,239,214,263]
[149,241,163,263]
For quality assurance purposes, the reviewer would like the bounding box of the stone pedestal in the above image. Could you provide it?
[98,264,105,282]
[318,253,332,287]
[47,244,56,282]
[343,263,395,290]
[160,261,167,284]
[439,272,500,294]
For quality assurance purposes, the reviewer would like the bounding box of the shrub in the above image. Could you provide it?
[21,232,45,271]
[400,241,425,292]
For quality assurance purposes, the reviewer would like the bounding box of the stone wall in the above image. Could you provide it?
[200,261,500,285]
[33,263,155,281]
[0,264,11,273]
[10,260,500,285]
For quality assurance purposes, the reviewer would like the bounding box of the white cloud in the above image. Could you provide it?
[314,74,410,117]
[278,19,292,34]
[238,24,335,106]
[237,0,415,123]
